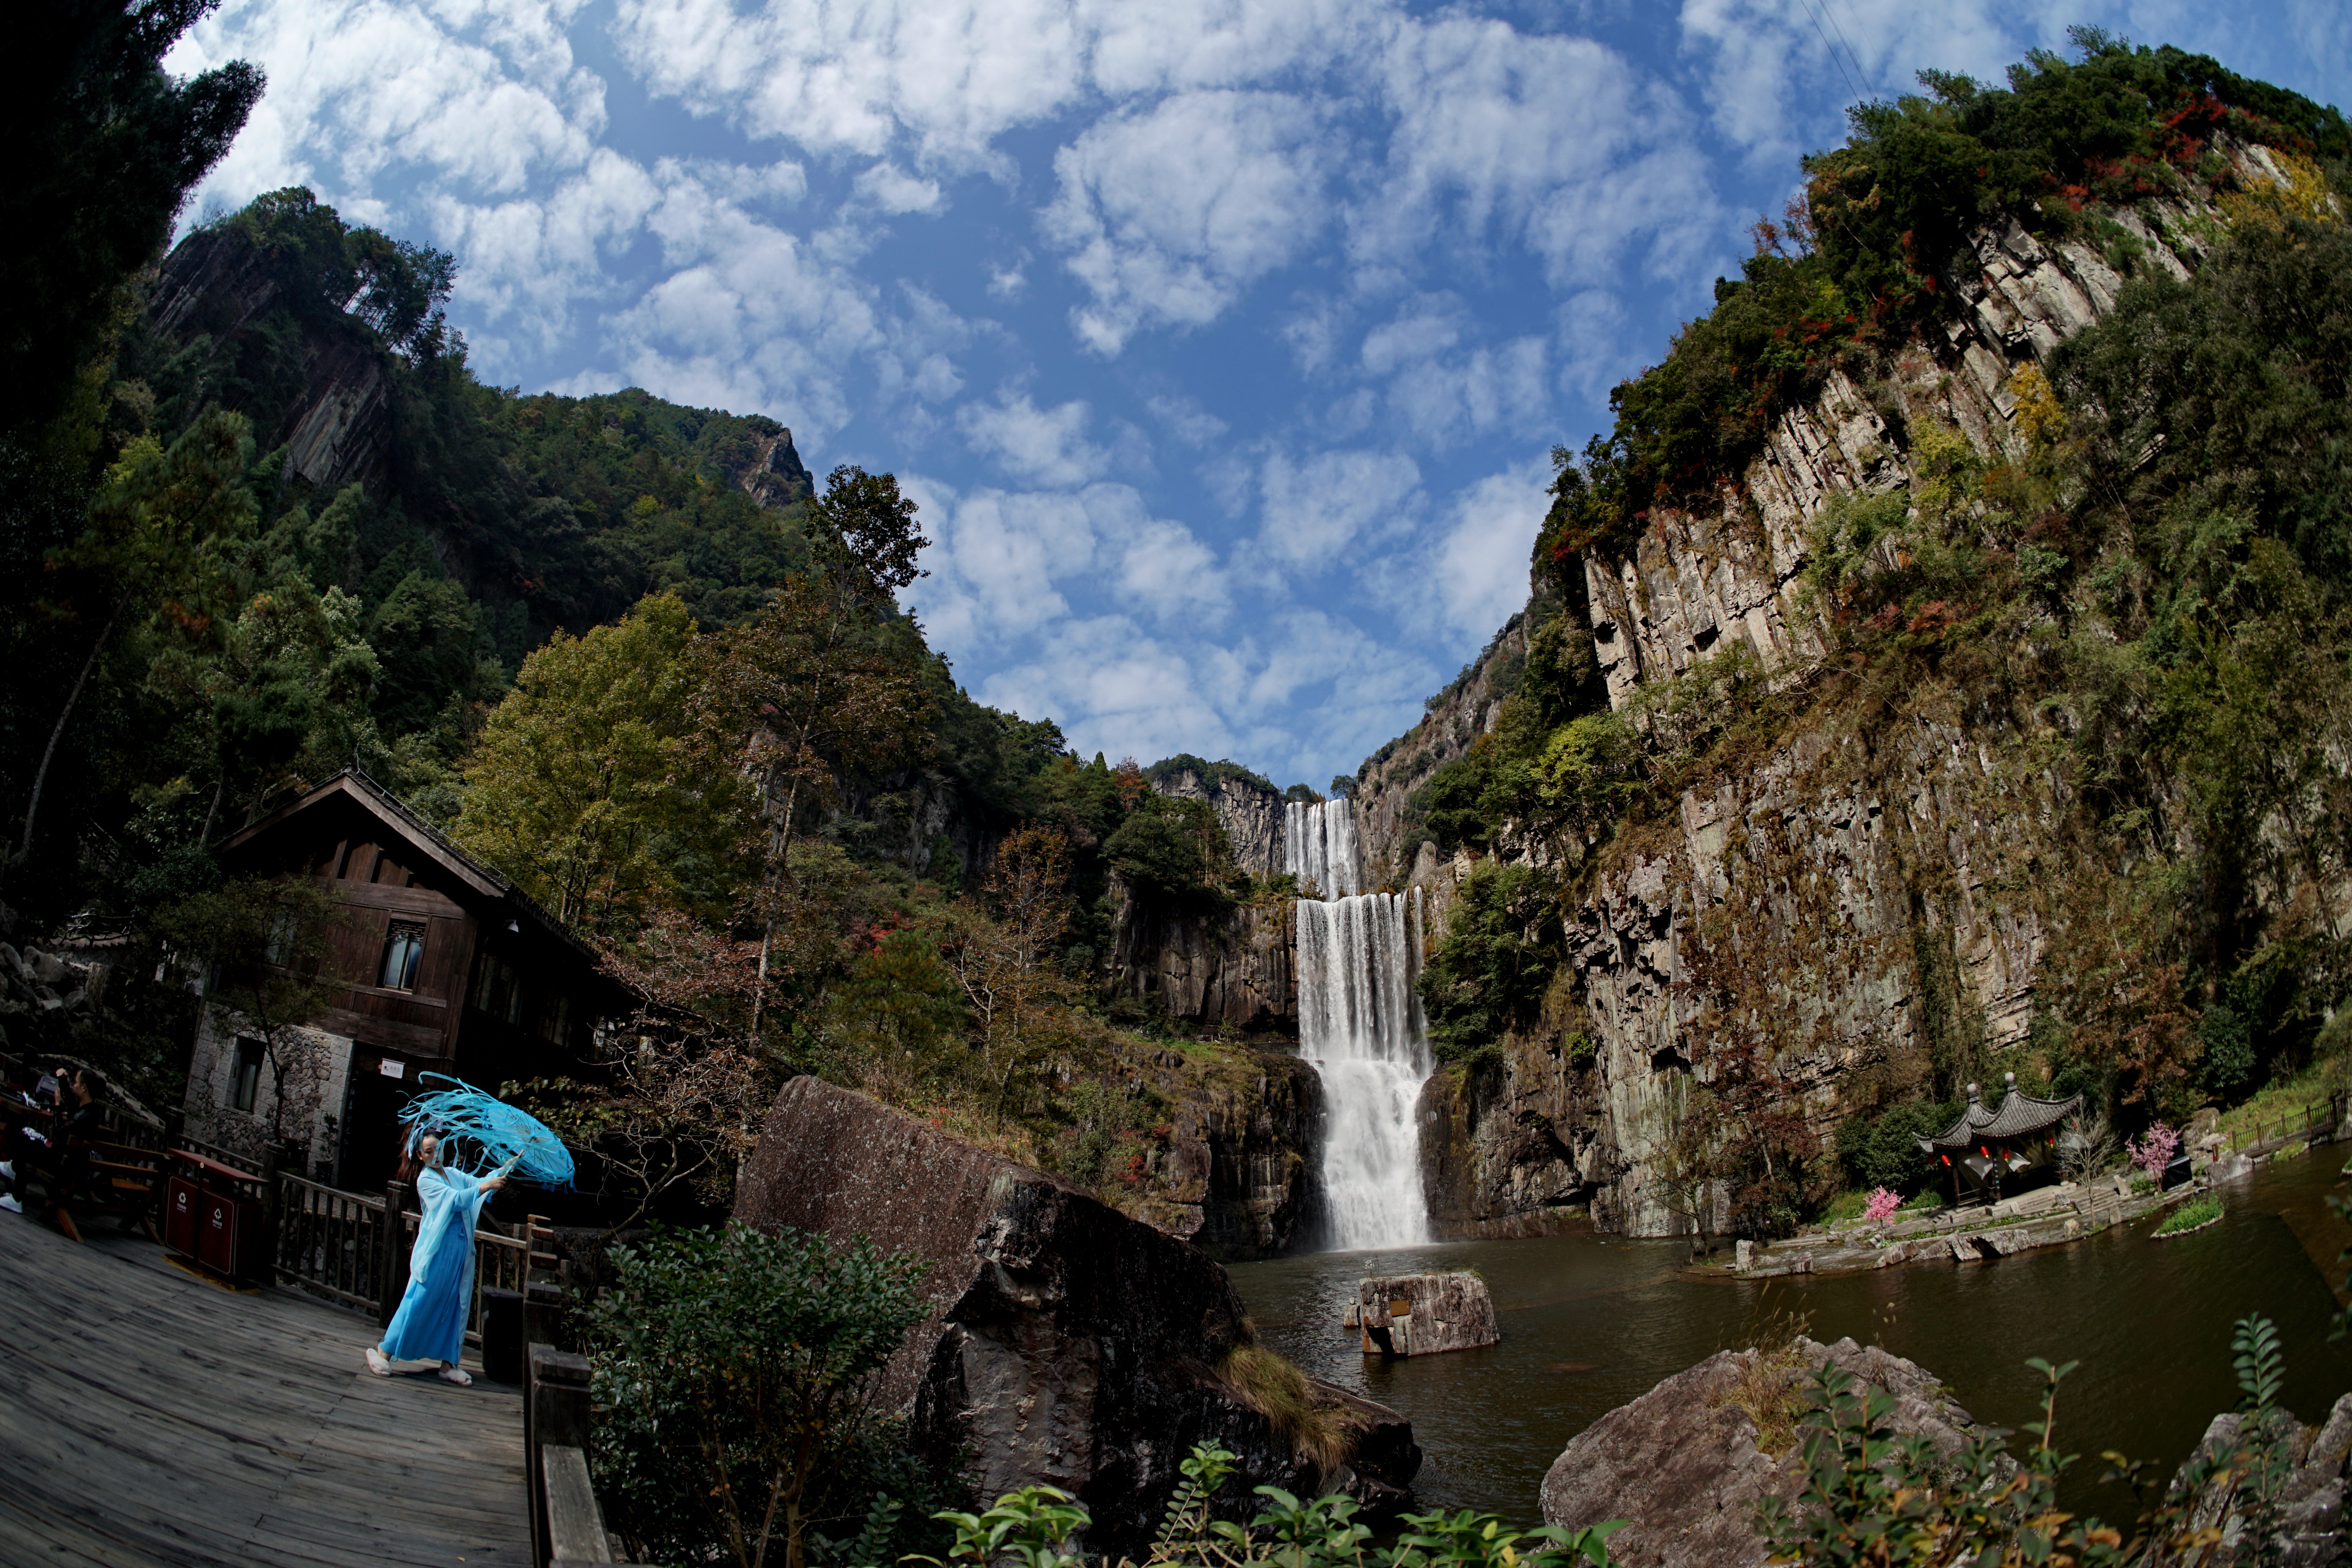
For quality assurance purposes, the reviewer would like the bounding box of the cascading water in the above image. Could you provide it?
[1283,798,1359,897]
[1287,799,1432,1250]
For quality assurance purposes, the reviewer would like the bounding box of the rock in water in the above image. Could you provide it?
[1356,1272,1499,1356]
[733,1076,1419,1552]
[1539,1337,1996,1568]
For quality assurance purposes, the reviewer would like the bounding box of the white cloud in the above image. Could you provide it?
[1357,17,1722,290]
[1044,90,1335,353]
[1427,459,1549,639]
[1257,448,1422,566]
[1115,518,1231,626]
[851,161,945,215]
[168,0,605,210]
[1145,394,1230,448]
[958,394,1110,486]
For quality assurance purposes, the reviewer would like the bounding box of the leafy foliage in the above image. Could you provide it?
[587,1223,931,1568]
[1416,862,1557,1069]
[0,0,262,437]
[914,1444,1621,1568]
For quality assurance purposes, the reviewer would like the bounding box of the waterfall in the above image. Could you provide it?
[1284,798,1359,897]
[1288,799,1432,1250]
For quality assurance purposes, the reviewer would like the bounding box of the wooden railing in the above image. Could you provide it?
[276,1173,396,1312]
[276,1172,535,1343]
[2224,1094,2345,1154]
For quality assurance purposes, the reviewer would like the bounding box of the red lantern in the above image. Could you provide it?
[1941,1154,1951,1166]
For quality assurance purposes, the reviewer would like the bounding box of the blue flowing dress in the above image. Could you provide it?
[378,1165,493,1365]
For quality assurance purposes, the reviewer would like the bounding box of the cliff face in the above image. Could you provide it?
[1127,1043,1322,1257]
[1155,764,1287,877]
[1110,885,1293,1031]
[149,227,390,490]
[1399,146,2288,1239]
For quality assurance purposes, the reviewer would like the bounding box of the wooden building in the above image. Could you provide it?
[181,769,624,1192]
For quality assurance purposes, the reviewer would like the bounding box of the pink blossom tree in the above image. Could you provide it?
[2126,1122,2180,1178]
[1863,1186,1902,1223]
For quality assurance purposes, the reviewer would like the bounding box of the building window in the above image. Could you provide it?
[229,1037,264,1113]
[472,951,524,1025]
[378,922,425,989]
[537,992,572,1047]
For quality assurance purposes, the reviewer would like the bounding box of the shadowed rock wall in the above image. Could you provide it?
[732,1076,1415,1552]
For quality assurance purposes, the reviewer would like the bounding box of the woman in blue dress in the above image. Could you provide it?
[364,1130,510,1385]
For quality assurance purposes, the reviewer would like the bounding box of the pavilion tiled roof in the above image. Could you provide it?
[1918,1077,2082,1153]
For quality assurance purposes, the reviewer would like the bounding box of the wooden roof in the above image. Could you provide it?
[1917,1078,2082,1153]
[217,767,597,965]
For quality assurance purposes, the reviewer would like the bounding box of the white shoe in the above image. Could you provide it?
[365,1347,392,1377]
[437,1365,473,1386]
[0,1195,20,1214]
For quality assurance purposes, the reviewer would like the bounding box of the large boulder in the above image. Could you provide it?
[732,1076,1418,1553]
[1354,1272,1498,1356]
[1539,1337,1997,1568]
[2150,1394,2352,1566]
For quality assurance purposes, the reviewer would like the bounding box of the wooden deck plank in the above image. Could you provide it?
[0,1216,529,1568]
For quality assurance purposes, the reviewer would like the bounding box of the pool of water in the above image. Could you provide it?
[1226,1153,2352,1528]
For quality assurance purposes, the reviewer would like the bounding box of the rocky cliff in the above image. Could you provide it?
[1126,1042,1322,1257]
[1154,764,1288,877]
[149,226,390,490]
[1375,139,2308,1239]
[1110,887,1293,1032]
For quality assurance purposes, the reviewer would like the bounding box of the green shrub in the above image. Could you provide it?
[1762,1316,2298,1564]
[1832,1101,1961,1193]
[587,1223,933,1568]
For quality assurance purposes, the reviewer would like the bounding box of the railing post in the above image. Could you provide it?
[378,1180,410,1327]
[527,1342,593,1568]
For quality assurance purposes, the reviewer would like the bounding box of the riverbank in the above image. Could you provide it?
[1722,1172,2203,1279]
[1723,1111,2352,1281]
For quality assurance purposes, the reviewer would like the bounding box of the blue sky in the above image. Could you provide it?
[167,0,2350,793]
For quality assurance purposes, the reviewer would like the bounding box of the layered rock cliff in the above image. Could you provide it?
[1363,138,2310,1239]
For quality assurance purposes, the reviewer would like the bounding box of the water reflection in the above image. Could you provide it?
[1227,1152,2352,1526]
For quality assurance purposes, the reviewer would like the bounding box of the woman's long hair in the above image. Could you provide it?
[394,1127,435,1186]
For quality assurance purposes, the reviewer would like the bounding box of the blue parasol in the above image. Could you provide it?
[399,1073,576,1188]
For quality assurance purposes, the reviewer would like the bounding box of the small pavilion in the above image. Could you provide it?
[1916,1073,2082,1205]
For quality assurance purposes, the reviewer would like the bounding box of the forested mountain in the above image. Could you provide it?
[1344,32,2352,1239]
[0,4,1308,1251]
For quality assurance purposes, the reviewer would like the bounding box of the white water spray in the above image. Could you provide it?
[1284,799,1360,898]
[1288,799,1432,1249]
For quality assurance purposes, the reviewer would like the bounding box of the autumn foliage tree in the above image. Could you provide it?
[945,826,1078,1113]
[692,466,934,1034]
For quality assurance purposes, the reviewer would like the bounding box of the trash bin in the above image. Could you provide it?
[481,1288,526,1384]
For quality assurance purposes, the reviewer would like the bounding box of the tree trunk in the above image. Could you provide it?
[10,604,122,881]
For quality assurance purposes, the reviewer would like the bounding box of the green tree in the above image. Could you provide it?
[1418,863,1557,1068]
[454,593,752,932]
[12,410,259,883]
[587,1223,930,1568]
[154,875,342,1158]
[1105,795,1236,911]
[693,467,934,1034]
[0,0,262,438]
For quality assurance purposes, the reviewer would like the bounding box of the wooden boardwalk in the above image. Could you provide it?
[0,1208,531,1568]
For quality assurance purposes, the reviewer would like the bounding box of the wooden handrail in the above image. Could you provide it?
[276,1171,538,1342]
